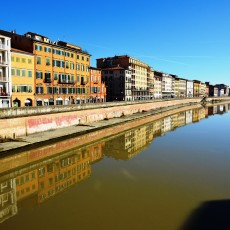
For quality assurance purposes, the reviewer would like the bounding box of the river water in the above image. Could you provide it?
[0,104,230,230]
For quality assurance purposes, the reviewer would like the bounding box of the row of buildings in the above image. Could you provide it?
[1,104,229,223]
[0,30,229,108]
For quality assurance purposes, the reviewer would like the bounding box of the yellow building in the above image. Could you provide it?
[11,48,35,107]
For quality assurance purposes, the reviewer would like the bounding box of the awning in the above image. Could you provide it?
[44,99,49,102]
[36,98,42,101]
[56,98,63,101]
[25,99,31,103]
[65,98,69,101]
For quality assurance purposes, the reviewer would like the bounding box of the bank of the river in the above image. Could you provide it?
[1,97,230,155]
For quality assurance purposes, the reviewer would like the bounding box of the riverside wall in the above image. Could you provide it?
[0,97,229,139]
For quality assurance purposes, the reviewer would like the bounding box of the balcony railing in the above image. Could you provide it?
[0,92,10,96]
[0,44,7,50]
[0,77,8,82]
[0,61,8,65]
[58,79,75,84]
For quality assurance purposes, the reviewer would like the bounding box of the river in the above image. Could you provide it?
[0,103,230,230]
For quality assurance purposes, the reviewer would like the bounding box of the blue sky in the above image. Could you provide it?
[1,0,230,85]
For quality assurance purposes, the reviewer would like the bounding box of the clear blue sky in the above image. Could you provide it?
[1,0,230,85]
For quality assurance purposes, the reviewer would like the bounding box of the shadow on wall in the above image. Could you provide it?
[180,200,230,230]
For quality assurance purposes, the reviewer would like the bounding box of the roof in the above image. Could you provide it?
[102,66,125,70]
[11,48,34,55]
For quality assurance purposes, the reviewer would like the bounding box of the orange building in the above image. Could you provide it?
[89,67,106,102]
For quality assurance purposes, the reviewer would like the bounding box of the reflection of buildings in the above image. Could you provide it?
[186,110,193,124]
[192,108,205,122]
[0,179,17,223]
[104,124,154,160]
[0,143,104,223]
[177,112,186,127]
[162,117,172,135]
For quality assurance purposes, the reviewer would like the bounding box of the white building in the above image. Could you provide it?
[186,80,194,97]
[0,34,11,108]
[162,73,173,98]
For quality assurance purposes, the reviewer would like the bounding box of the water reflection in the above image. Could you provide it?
[0,104,229,224]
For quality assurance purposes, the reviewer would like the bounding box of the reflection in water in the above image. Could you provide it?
[0,104,229,225]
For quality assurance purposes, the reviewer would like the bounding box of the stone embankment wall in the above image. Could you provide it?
[0,97,229,139]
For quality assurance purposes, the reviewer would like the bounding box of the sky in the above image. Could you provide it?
[1,0,230,85]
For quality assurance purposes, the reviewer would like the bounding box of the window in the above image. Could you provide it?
[12,85,15,92]
[11,56,15,62]
[36,86,44,94]
[86,57,89,62]
[65,61,69,68]
[22,69,26,77]
[35,45,42,51]
[46,57,51,66]
[45,47,51,53]
[22,58,26,63]
[71,53,74,58]
[16,69,20,76]
[36,71,43,79]
[70,62,74,69]
[28,59,32,64]
[54,73,58,80]
[77,55,79,59]
[82,56,84,61]
[54,86,58,94]
[28,70,33,77]
[11,68,15,76]
[37,56,41,64]
[16,57,20,62]
[76,63,80,70]
[47,86,53,94]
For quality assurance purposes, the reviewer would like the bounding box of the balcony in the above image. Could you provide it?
[0,92,10,97]
[58,79,75,84]
[0,60,8,66]
[0,44,7,50]
[44,78,52,83]
[0,77,8,82]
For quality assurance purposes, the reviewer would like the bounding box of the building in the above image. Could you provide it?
[186,80,194,97]
[173,76,179,98]
[89,67,106,102]
[0,34,11,108]
[97,55,151,101]
[193,80,205,97]
[161,73,173,98]
[0,30,91,106]
[11,48,35,107]
[101,66,132,101]
[215,84,229,96]
[178,78,187,98]
[149,68,154,99]
[153,71,162,99]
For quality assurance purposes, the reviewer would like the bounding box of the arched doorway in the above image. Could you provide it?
[25,98,32,106]
[13,98,21,107]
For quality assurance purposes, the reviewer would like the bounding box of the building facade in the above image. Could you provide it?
[11,48,35,107]
[186,80,194,97]
[161,73,173,98]
[153,71,162,99]
[0,34,11,108]
[101,66,132,101]
[97,55,151,101]
[89,67,106,102]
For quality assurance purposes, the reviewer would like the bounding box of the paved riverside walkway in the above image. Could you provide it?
[0,109,157,154]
